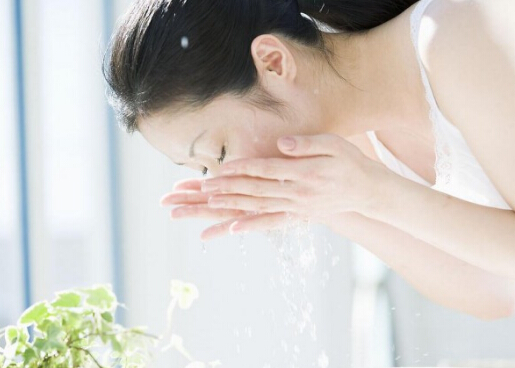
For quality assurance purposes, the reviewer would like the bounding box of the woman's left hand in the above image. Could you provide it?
[162,134,394,237]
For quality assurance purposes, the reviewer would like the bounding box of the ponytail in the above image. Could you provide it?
[299,0,419,32]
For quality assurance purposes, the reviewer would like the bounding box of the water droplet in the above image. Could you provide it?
[181,36,189,49]
[244,326,252,338]
[317,351,329,368]
[331,255,340,266]
[281,340,288,352]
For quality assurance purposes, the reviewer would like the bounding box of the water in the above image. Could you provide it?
[263,221,330,367]
[318,351,329,368]
[227,221,335,367]
[181,36,189,49]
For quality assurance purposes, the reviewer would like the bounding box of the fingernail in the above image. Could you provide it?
[170,208,182,219]
[201,181,219,192]
[279,137,296,151]
[208,198,225,208]
[229,221,240,234]
[229,221,248,235]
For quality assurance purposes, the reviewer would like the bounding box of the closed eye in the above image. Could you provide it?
[217,145,226,165]
[202,145,226,176]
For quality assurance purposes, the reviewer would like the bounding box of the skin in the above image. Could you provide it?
[138,0,515,320]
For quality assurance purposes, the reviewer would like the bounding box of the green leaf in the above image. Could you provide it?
[109,335,123,353]
[100,312,113,323]
[83,285,116,310]
[22,348,37,363]
[62,311,83,331]
[51,292,81,308]
[18,302,49,325]
[5,327,17,344]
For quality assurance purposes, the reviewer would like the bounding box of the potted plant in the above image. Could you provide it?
[0,281,220,368]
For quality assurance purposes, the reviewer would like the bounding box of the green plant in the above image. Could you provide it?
[0,285,157,368]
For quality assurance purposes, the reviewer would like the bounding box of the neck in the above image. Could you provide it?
[316,9,427,138]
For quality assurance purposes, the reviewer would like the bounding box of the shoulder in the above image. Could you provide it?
[418,0,515,91]
[417,0,515,209]
[417,0,515,107]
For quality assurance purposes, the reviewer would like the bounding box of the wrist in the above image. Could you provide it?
[359,168,408,219]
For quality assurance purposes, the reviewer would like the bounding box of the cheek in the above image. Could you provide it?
[229,130,283,160]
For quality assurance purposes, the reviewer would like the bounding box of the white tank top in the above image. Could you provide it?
[366,0,511,210]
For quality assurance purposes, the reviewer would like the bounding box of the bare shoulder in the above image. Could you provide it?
[419,0,515,64]
[417,0,515,112]
[417,0,515,209]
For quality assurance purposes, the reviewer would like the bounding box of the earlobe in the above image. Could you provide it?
[251,34,297,81]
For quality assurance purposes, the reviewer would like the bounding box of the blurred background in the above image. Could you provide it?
[1,1,515,367]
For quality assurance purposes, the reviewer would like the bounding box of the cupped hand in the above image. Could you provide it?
[161,134,392,239]
[200,134,390,217]
[160,178,302,240]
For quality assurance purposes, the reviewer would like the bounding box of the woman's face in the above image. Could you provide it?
[138,95,320,177]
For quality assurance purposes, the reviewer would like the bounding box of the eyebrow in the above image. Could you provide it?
[174,129,207,165]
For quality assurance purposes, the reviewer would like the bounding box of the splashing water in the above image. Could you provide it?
[181,36,189,49]
[318,351,329,368]
[265,220,329,366]
[331,255,340,267]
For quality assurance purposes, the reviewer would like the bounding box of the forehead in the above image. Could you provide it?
[138,96,260,135]
[136,97,256,157]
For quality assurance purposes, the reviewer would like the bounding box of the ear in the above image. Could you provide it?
[251,34,297,82]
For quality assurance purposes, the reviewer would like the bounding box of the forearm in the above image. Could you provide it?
[325,212,515,319]
[363,174,515,279]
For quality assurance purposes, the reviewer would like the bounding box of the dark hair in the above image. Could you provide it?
[103,0,418,133]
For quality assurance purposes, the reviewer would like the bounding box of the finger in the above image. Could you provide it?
[201,176,294,198]
[160,191,212,206]
[277,134,345,157]
[201,212,302,240]
[228,212,297,234]
[171,204,248,220]
[207,194,292,213]
[173,178,203,191]
[219,158,302,181]
[200,218,238,240]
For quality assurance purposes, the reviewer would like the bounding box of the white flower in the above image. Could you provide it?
[166,334,194,361]
[171,280,199,310]
[208,360,222,367]
[185,362,206,368]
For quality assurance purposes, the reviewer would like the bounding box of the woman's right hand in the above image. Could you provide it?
[161,178,302,240]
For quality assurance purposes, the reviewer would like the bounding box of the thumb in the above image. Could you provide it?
[277,134,339,157]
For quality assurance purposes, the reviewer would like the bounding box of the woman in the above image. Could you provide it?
[104,0,515,320]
